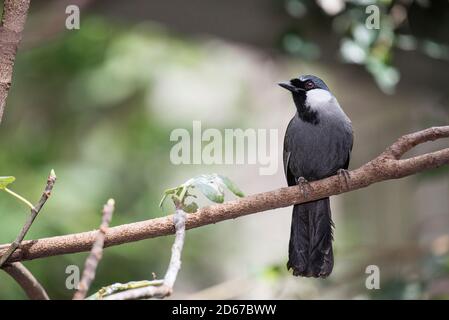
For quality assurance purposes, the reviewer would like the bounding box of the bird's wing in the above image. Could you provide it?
[283,150,297,186]
[343,151,351,170]
[283,116,299,186]
[343,128,354,170]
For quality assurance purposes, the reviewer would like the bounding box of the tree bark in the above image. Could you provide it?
[0,0,31,123]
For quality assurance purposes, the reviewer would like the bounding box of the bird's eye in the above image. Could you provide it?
[305,81,315,89]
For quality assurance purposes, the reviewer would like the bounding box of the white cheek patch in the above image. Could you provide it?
[305,88,349,120]
[305,89,332,109]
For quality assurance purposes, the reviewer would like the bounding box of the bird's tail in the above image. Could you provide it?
[287,197,334,278]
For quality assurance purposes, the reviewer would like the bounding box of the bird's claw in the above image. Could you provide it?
[296,177,312,199]
[337,169,351,190]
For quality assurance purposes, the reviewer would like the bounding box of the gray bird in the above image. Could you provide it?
[279,75,353,278]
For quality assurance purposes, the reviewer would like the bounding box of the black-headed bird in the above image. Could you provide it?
[279,75,353,278]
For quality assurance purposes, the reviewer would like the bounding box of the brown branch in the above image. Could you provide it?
[0,0,31,123]
[73,199,115,300]
[0,126,448,264]
[102,208,186,300]
[3,262,49,300]
[0,170,57,267]
[382,126,449,160]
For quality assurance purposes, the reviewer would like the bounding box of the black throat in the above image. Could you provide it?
[292,93,319,125]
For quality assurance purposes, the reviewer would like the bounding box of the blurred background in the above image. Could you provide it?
[0,0,448,299]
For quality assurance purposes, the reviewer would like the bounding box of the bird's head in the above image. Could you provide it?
[278,75,330,95]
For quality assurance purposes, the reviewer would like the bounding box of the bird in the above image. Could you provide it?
[279,74,353,278]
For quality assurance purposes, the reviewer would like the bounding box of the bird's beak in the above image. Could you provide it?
[278,81,304,93]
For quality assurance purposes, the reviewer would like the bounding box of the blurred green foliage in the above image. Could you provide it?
[281,0,449,93]
[368,253,449,299]
[0,17,228,299]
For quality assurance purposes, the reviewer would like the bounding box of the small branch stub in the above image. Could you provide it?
[73,199,115,300]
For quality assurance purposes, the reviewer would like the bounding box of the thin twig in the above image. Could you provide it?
[0,0,31,124]
[73,199,115,300]
[3,262,49,300]
[162,208,186,288]
[0,170,57,267]
[100,208,186,300]
[0,126,448,263]
[86,280,164,300]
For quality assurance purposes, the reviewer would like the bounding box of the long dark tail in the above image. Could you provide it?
[287,197,334,278]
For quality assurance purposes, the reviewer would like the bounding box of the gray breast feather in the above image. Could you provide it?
[283,110,353,182]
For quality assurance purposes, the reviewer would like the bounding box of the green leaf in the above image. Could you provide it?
[183,202,198,213]
[192,176,224,203]
[217,174,244,197]
[160,174,244,211]
[0,176,15,189]
[159,193,168,208]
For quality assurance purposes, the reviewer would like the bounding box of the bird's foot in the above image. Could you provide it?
[296,176,312,199]
[337,169,351,191]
